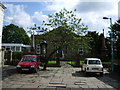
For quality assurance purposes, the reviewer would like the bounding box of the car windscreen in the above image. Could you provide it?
[21,56,37,62]
[88,60,101,64]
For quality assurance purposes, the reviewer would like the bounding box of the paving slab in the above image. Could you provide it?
[2,65,119,89]
[21,83,40,88]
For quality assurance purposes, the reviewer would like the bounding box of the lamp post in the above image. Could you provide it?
[103,17,114,72]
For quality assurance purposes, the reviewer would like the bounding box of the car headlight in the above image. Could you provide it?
[31,65,35,68]
[17,65,21,67]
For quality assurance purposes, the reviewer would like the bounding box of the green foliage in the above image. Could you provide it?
[42,8,88,36]
[12,51,23,60]
[102,62,111,64]
[40,8,91,54]
[85,31,100,55]
[11,51,23,65]
[110,20,120,59]
[2,24,31,45]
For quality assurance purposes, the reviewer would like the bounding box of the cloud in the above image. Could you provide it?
[3,1,119,37]
[4,4,33,28]
[4,3,49,33]
[32,11,48,23]
[45,1,118,37]
[75,1,118,36]
[45,0,80,12]
[75,2,113,13]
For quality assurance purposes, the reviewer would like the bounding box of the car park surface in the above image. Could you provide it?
[2,66,119,89]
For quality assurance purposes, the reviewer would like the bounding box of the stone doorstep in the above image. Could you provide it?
[49,82,65,84]
[48,84,66,88]
[40,75,51,77]
[74,81,86,85]
[88,86,99,88]
[74,82,86,85]
[48,82,66,88]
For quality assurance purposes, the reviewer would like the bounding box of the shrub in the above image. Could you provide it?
[12,52,23,65]
[12,51,23,60]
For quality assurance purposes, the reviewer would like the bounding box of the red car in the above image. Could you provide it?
[16,55,40,73]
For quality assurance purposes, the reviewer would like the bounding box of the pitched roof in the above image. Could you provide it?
[0,3,6,9]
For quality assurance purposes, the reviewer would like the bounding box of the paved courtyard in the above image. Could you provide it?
[1,62,120,90]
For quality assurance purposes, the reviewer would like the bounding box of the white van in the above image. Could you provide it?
[82,58,103,76]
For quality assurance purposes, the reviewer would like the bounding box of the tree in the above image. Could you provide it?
[37,8,91,69]
[42,8,88,35]
[2,24,31,45]
[111,20,120,59]
[85,31,100,55]
[41,8,90,53]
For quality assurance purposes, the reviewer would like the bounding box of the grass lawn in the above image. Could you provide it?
[67,61,76,65]
[102,62,111,64]
[48,61,56,64]
[67,60,111,65]
[40,61,56,66]
[67,61,84,65]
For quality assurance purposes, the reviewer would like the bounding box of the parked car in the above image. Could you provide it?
[81,58,103,76]
[16,55,40,73]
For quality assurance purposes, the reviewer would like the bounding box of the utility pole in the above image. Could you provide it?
[103,17,114,72]
[28,24,40,54]
[110,18,114,72]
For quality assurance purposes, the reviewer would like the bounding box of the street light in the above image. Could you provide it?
[103,17,114,72]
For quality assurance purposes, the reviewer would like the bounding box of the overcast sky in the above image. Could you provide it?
[2,0,120,37]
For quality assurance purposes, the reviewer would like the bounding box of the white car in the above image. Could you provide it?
[82,58,103,76]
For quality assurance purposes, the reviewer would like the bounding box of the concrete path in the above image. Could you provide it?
[2,64,119,90]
